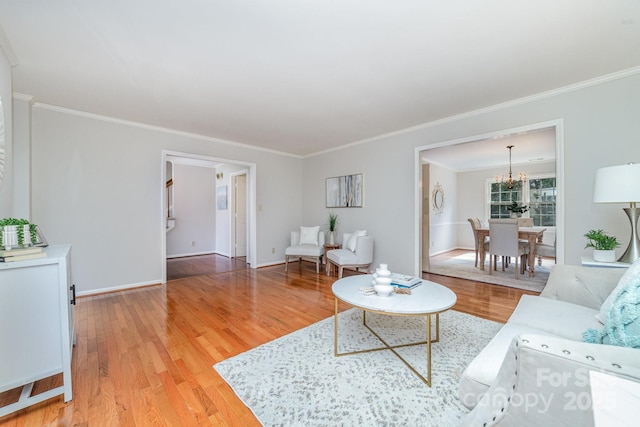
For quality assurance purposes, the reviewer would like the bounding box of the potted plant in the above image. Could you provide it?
[0,218,39,249]
[327,212,338,245]
[584,229,620,262]
[506,201,529,218]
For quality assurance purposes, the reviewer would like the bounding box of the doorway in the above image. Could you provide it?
[231,172,248,258]
[415,120,565,279]
[161,150,257,284]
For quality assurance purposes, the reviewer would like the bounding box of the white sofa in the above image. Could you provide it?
[459,263,640,426]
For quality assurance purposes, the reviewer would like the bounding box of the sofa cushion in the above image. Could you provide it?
[597,257,640,324]
[326,248,357,264]
[508,294,602,341]
[285,245,323,257]
[299,226,320,246]
[459,322,558,409]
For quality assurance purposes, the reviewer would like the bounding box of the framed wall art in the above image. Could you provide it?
[217,185,228,210]
[326,173,363,208]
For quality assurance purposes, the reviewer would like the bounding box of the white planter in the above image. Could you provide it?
[593,249,616,263]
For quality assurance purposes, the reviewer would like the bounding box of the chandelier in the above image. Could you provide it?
[495,145,526,190]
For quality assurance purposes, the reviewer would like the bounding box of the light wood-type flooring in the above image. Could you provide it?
[0,255,538,426]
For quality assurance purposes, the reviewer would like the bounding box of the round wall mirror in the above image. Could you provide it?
[432,183,445,215]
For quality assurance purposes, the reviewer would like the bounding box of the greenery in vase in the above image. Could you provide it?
[328,212,338,232]
[506,201,529,214]
[0,218,39,246]
[584,229,620,250]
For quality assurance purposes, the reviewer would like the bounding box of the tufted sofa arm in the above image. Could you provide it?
[460,334,640,426]
[540,265,626,310]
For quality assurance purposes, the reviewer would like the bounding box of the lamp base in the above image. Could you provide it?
[619,207,640,264]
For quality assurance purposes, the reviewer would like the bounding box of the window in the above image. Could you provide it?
[489,181,525,219]
[528,177,556,226]
[488,175,556,226]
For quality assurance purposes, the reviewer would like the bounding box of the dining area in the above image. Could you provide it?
[469,217,554,279]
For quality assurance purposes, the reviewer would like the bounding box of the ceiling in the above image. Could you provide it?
[421,127,556,171]
[0,1,639,157]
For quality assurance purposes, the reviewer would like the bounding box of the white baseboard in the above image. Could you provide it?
[166,250,217,259]
[76,280,162,297]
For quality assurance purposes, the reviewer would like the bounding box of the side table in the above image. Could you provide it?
[580,256,631,268]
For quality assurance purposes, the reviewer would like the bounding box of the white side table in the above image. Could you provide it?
[580,256,631,268]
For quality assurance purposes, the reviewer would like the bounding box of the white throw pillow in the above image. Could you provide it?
[299,226,320,246]
[346,230,367,252]
[597,257,640,324]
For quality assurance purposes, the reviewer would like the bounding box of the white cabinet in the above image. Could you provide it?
[0,244,75,416]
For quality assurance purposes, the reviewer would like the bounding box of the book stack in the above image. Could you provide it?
[0,246,47,262]
[390,273,422,289]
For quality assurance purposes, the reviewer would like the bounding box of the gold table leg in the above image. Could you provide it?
[334,298,440,387]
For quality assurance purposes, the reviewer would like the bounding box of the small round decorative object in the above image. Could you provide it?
[376,263,391,277]
[374,283,394,297]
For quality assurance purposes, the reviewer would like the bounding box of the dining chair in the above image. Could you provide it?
[488,219,529,279]
[517,217,533,227]
[535,236,557,266]
[468,218,489,268]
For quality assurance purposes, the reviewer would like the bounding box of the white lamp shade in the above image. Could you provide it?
[593,163,640,203]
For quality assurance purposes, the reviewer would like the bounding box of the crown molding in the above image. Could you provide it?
[29,102,303,159]
[306,66,640,158]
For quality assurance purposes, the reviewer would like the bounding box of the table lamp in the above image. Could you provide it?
[593,163,640,263]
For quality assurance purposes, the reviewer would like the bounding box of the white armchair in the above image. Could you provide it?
[285,226,325,274]
[326,231,373,278]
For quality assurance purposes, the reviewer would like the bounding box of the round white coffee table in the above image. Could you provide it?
[332,274,457,386]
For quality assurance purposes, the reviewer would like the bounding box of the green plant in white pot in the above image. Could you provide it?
[584,229,620,262]
[0,218,39,250]
[327,212,338,245]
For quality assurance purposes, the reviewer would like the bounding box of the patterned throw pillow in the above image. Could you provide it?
[597,257,640,324]
[584,275,640,348]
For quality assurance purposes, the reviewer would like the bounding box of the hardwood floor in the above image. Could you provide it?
[0,257,538,426]
[166,254,249,280]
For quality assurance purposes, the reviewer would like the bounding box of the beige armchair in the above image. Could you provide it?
[326,231,373,278]
[285,226,325,274]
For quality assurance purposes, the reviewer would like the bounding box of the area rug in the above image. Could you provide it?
[428,252,551,292]
[214,308,502,426]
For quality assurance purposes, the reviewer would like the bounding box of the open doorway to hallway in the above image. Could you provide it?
[161,151,257,283]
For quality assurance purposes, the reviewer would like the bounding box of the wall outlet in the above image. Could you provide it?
[272,247,275,254]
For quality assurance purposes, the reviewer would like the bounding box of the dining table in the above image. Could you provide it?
[476,226,546,277]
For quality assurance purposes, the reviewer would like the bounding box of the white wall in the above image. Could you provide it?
[0,49,12,217]
[166,163,216,257]
[302,71,640,275]
[428,164,457,255]
[11,69,640,293]
[24,105,304,294]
